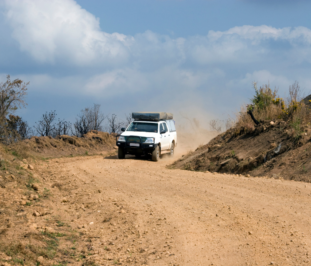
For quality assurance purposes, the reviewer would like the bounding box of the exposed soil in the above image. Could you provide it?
[9,130,117,159]
[1,128,311,265]
[171,120,311,182]
[0,148,311,265]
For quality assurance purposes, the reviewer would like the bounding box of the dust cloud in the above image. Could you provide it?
[172,106,219,156]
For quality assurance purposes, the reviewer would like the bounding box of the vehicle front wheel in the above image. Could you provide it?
[151,146,160,162]
[118,148,125,159]
[170,142,175,157]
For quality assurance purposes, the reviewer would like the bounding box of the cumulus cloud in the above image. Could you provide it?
[3,0,132,65]
[1,0,311,125]
[4,0,311,68]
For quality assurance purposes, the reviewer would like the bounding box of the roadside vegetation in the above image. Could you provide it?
[236,81,309,132]
[0,75,132,146]
[208,81,310,135]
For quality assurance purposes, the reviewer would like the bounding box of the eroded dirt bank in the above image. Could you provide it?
[2,154,310,265]
[171,121,311,182]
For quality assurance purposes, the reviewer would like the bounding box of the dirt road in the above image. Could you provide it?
[38,154,311,266]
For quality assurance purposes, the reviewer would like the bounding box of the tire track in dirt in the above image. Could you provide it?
[46,155,311,266]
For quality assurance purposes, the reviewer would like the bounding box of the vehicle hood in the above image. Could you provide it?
[120,131,158,138]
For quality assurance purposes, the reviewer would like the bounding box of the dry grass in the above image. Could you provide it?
[235,82,311,129]
[292,102,311,123]
[6,130,116,160]
[236,104,284,127]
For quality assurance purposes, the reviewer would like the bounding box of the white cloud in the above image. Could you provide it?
[4,0,311,68]
[208,25,311,43]
[227,70,292,94]
[84,66,213,98]
[3,0,132,65]
[85,69,148,97]
[2,0,311,125]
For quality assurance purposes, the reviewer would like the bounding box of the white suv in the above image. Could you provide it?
[116,112,177,161]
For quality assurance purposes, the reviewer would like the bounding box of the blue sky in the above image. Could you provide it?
[1,0,311,130]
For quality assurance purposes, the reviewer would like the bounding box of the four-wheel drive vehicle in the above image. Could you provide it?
[116,112,177,161]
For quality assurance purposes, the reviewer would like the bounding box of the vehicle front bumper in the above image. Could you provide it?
[116,141,158,155]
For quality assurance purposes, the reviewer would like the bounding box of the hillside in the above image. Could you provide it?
[8,130,117,159]
[170,119,311,182]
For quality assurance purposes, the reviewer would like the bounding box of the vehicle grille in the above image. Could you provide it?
[127,136,140,143]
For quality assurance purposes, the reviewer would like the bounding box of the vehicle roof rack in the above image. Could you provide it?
[132,112,173,121]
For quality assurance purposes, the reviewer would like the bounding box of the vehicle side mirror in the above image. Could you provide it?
[160,129,166,134]
[121,127,125,132]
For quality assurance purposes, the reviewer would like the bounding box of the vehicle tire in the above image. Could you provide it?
[151,146,160,162]
[118,148,125,159]
[170,142,175,157]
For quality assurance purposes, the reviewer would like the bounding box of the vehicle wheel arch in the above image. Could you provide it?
[157,143,161,151]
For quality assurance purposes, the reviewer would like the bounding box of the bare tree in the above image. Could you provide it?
[209,119,222,133]
[288,81,303,104]
[123,113,133,128]
[0,75,29,142]
[92,104,105,131]
[0,75,28,121]
[107,114,122,134]
[54,119,72,136]
[74,104,105,137]
[4,115,32,142]
[9,115,33,139]
[17,118,33,139]
[34,110,57,136]
[74,110,90,137]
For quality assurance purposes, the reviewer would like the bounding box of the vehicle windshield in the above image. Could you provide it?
[127,122,158,133]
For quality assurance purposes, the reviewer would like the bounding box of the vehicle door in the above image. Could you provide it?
[166,120,176,146]
[160,122,170,150]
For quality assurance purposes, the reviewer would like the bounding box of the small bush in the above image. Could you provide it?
[251,83,278,111]
[236,81,310,129]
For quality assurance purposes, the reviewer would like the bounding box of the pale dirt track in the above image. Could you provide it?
[44,154,311,266]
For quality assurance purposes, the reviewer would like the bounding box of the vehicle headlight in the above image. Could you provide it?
[142,137,154,143]
[118,136,126,142]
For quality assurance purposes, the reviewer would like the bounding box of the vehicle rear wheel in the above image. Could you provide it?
[118,148,125,159]
[170,142,175,157]
[151,146,160,162]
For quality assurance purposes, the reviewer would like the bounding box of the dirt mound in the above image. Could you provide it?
[170,120,311,182]
[9,130,117,158]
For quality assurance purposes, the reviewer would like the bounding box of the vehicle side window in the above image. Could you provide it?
[166,120,171,131]
[160,123,166,133]
[169,120,173,131]
[167,120,176,132]
[163,123,168,132]
[171,120,176,131]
